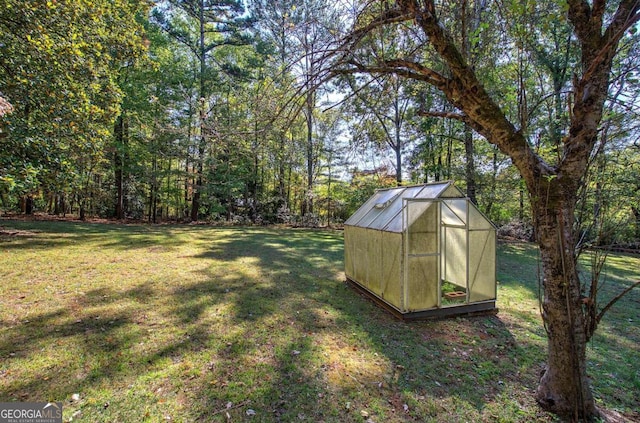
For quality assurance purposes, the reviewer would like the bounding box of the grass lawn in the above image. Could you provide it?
[1,220,638,422]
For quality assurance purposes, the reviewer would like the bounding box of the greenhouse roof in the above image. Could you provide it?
[344,181,464,233]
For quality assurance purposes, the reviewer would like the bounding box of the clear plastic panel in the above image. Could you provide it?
[468,204,494,230]
[353,187,405,228]
[345,188,401,226]
[350,227,368,285]
[369,185,428,231]
[418,182,453,199]
[344,191,384,226]
[441,184,464,198]
[443,226,467,289]
[468,230,496,302]
[380,233,402,309]
[367,195,404,230]
[406,255,439,311]
[407,201,438,254]
[441,199,467,226]
[365,229,383,295]
[344,228,355,280]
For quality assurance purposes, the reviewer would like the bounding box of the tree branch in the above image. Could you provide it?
[340,7,413,51]
[562,0,640,183]
[567,0,596,44]
[581,4,640,84]
[383,59,449,87]
[333,58,449,89]
[418,109,469,123]
[596,280,640,325]
[392,0,549,180]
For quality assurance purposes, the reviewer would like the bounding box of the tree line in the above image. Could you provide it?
[1,1,638,241]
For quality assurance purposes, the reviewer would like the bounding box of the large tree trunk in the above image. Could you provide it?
[531,179,597,419]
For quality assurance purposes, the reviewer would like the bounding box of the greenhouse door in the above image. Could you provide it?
[440,199,469,307]
[403,199,440,311]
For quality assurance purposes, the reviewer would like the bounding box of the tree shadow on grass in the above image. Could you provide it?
[0,226,559,421]
[0,219,207,253]
[176,229,546,421]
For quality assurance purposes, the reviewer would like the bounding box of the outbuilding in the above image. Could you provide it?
[344,181,496,319]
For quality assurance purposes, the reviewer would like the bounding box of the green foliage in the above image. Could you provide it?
[341,170,397,218]
[0,0,637,252]
[0,0,149,203]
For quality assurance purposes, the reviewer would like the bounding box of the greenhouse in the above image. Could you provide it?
[344,181,497,319]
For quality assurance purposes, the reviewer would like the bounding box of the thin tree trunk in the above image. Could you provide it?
[460,0,477,204]
[445,136,452,180]
[305,91,314,216]
[519,177,525,222]
[24,195,33,215]
[394,100,403,186]
[114,115,125,220]
[464,125,476,203]
[436,154,442,182]
[633,206,640,240]
[327,163,332,227]
[184,116,193,220]
[166,158,172,220]
[191,1,207,222]
[278,133,286,206]
[484,147,498,216]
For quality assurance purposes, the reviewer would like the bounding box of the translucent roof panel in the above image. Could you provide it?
[345,181,454,232]
[344,188,400,226]
[421,183,458,199]
[346,187,405,227]
[368,185,427,230]
[395,200,435,233]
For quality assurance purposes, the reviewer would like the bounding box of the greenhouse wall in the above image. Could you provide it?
[344,182,497,319]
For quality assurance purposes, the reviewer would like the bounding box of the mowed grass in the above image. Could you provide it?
[0,220,638,422]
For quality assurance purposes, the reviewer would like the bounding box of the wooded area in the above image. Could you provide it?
[1,0,636,241]
[1,0,639,421]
